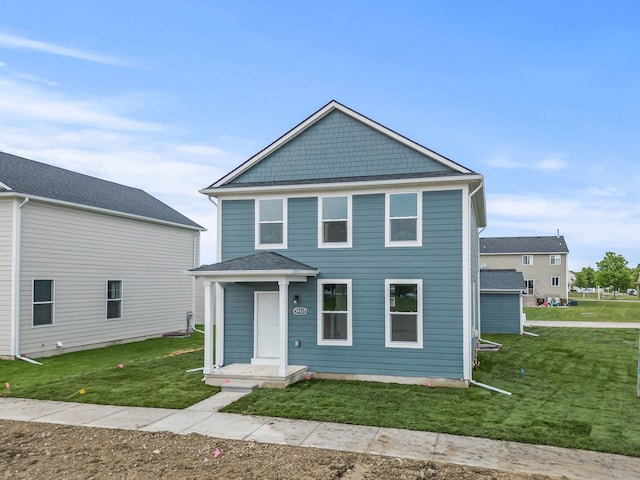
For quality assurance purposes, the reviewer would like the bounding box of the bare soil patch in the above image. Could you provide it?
[0,420,562,479]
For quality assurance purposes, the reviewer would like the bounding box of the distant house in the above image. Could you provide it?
[0,152,204,359]
[480,269,525,334]
[480,235,569,306]
[190,100,487,388]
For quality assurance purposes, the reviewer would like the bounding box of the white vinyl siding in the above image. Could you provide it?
[0,199,14,355]
[385,192,422,247]
[385,279,423,348]
[18,201,198,356]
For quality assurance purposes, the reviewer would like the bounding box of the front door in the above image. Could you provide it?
[254,291,279,363]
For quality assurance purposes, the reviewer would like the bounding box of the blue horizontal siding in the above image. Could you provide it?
[480,293,521,334]
[220,190,466,379]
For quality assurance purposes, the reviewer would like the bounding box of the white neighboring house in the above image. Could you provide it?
[0,152,204,359]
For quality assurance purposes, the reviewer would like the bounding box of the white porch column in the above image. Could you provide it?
[215,282,225,368]
[203,279,213,374]
[278,279,289,377]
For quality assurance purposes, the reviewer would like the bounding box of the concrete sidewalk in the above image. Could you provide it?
[1,395,639,479]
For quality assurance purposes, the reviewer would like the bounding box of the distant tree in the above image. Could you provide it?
[574,267,597,289]
[596,252,632,296]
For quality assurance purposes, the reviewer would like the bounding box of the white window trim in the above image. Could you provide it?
[318,195,352,248]
[107,280,123,320]
[317,279,352,346]
[551,276,560,287]
[32,279,55,327]
[255,198,288,250]
[385,279,423,349]
[524,279,535,295]
[549,255,561,265]
[522,255,533,265]
[385,192,422,247]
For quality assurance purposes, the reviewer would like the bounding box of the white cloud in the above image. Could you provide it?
[486,154,566,171]
[486,157,524,169]
[0,31,132,67]
[587,186,624,197]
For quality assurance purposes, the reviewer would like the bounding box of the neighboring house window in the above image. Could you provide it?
[551,276,560,287]
[385,279,423,348]
[524,279,534,295]
[319,195,351,247]
[33,280,54,326]
[386,192,422,246]
[522,255,533,265]
[107,280,123,319]
[317,280,352,346]
[550,255,561,265]
[256,198,287,249]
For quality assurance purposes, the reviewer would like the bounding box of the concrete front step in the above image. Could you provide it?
[221,380,260,393]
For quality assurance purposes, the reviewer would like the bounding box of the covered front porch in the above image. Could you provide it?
[188,252,318,389]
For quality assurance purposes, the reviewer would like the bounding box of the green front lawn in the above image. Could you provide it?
[223,328,640,457]
[525,298,640,322]
[0,330,216,409]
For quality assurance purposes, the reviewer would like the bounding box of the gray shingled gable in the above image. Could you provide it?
[480,236,569,254]
[0,151,202,229]
[191,252,317,272]
[480,269,525,291]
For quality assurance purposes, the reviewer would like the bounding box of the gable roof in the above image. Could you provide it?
[480,236,569,254]
[0,151,203,230]
[190,251,316,273]
[480,269,525,291]
[202,100,480,191]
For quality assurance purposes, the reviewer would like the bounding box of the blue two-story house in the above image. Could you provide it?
[191,100,487,389]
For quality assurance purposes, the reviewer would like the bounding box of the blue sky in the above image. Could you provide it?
[1,1,639,270]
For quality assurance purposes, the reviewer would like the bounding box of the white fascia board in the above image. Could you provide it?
[202,174,485,200]
[208,101,474,189]
[481,289,523,293]
[0,181,13,190]
[0,192,205,232]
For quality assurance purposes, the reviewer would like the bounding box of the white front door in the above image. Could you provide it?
[254,292,279,363]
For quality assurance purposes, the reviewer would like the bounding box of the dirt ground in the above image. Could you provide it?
[0,420,563,480]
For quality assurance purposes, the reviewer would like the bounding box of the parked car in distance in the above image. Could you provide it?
[627,289,637,296]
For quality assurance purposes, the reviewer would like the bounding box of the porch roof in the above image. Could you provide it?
[188,251,319,282]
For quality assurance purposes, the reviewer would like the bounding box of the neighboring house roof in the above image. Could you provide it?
[0,151,203,229]
[480,269,525,292]
[480,236,569,254]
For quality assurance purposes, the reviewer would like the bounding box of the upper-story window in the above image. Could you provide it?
[256,198,287,249]
[386,192,422,247]
[319,196,351,248]
[549,255,561,265]
[522,255,533,265]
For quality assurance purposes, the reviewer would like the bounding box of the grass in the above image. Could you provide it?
[222,327,640,457]
[0,329,217,409]
[525,297,640,322]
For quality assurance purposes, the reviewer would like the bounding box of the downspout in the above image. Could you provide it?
[11,197,43,365]
[467,184,510,394]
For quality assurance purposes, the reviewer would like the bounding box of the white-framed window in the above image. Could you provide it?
[318,195,351,248]
[385,192,422,247]
[551,276,560,287]
[33,279,54,327]
[524,279,535,295]
[107,280,123,319]
[255,198,287,249]
[550,255,561,265]
[385,279,423,348]
[522,255,533,265]
[317,279,352,346]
